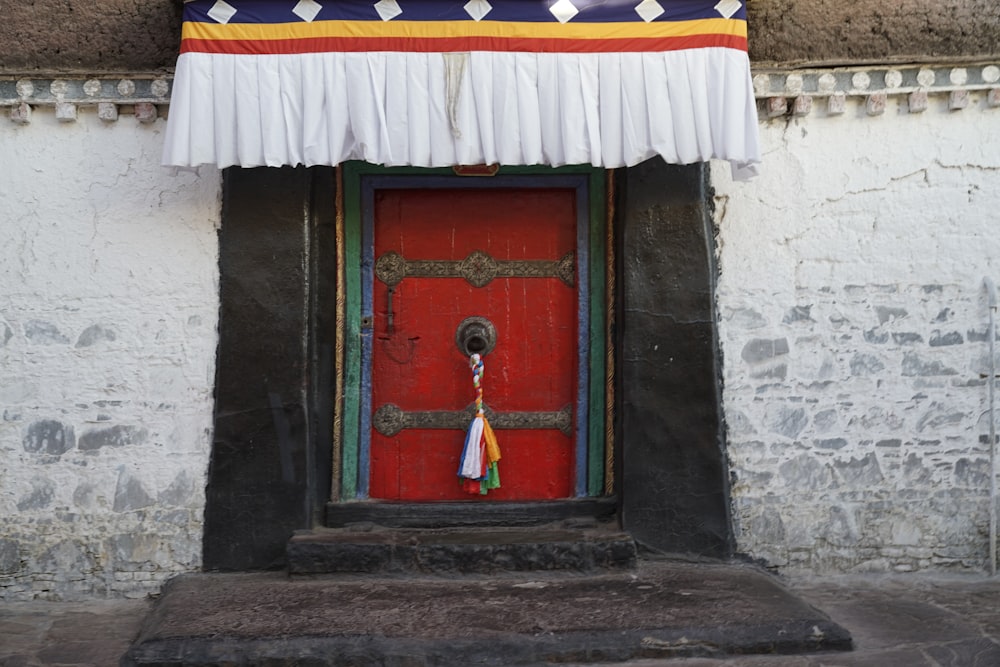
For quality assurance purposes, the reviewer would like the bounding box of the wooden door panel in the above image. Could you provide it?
[370,187,578,501]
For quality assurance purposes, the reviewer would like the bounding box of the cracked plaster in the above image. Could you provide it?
[713,94,1000,574]
[0,106,221,601]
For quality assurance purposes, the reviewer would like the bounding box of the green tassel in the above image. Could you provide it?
[486,462,501,490]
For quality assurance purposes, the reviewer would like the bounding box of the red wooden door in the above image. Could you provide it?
[369,187,578,500]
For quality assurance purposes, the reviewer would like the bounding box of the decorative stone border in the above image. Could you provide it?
[753,63,1000,117]
[0,76,171,124]
[2,63,998,124]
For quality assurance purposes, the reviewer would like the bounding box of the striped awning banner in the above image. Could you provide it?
[164,0,760,177]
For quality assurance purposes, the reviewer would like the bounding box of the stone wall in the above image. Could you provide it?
[747,0,1000,66]
[0,1,997,73]
[713,88,1000,573]
[0,107,221,600]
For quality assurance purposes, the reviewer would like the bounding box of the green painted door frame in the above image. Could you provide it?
[336,162,609,501]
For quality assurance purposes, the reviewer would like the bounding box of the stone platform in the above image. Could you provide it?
[121,559,852,666]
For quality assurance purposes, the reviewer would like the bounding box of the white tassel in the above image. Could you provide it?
[443,52,468,139]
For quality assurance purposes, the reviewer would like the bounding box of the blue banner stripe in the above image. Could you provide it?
[183,0,744,25]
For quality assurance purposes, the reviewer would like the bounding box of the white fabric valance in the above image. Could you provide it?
[163,1,761,179]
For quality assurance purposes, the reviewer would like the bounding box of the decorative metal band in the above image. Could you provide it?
[375,249,575,288]
[373,403,573,437]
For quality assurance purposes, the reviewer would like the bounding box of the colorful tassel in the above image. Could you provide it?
[457,353,501,494]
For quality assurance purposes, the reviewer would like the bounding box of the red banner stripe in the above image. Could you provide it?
[180,33,748,56]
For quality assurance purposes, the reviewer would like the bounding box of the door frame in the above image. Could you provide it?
[334,162,611,501]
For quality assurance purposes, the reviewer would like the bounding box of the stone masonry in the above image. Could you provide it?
[2,1,998,72]
[3,63,1000,598]
[0,106,221,600]
[713,89,1000,573]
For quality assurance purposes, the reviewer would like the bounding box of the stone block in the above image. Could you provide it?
[902,352,958,377]
[916,404,965,432]
[79,425,148,451]
[779,455,832,491]
[22,420,75,457]
[750,363,787,380]
[827,92,846,115]
[287,528,637,575]
[908,91,928,113]
[764,405,808,438]
[929,331,963,347]
[866,93,887,116]
[97,102,119,121]
[816,438,848,450]
[134,102,158,123]
[833,453,884,486]
[864,328,889,344]
[16,478,56,511]
[725,308,767,329]
[948,90,969,110]
[742,338,790,363]
[783,305,814,323]
[813,409,839,432]
[76,324,117,347]
[791,95,812,116]
[766,96,787,118]
[876,439,902,448]
[9,102,31,123]
[24,320,69,345]
[891,332,924,345]
[875,306,908,324]
[113,471,155,512]
[0,538,21,574]
[55,102,77,122]
[850,353,885,375]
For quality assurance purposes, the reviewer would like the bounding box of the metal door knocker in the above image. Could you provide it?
[455,316,497,357]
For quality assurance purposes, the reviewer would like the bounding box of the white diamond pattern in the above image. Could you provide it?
[714,0,741,19]
[549,0,579,24]
[374,0,403,21]
[634,0,665,23]
[292,0,323,23]
[464,0,493,22]
[207,0,238,24]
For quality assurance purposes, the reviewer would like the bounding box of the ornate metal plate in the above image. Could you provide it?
[373,403,573,437]
[375,249,575,288]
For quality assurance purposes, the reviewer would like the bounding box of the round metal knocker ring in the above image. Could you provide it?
[455,316,497,357]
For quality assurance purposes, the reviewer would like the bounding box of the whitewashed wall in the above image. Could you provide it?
[0,107,221,600]
[714,92,1000,573]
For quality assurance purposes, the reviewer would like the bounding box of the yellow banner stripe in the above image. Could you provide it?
[183,18,746,44]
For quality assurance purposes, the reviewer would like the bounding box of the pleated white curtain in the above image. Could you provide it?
[163,48,760,178]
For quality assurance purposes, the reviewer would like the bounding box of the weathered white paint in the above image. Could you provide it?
[2,75,997,602]
[0,107,221,600]
[713,92,1000,573]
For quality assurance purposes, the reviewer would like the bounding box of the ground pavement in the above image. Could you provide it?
[1,560,999,666]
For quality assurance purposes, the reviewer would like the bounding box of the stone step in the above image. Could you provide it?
[287,525,637,575]
[325,497,618,529]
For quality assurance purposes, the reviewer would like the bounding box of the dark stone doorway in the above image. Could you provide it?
[204,160,730,570]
